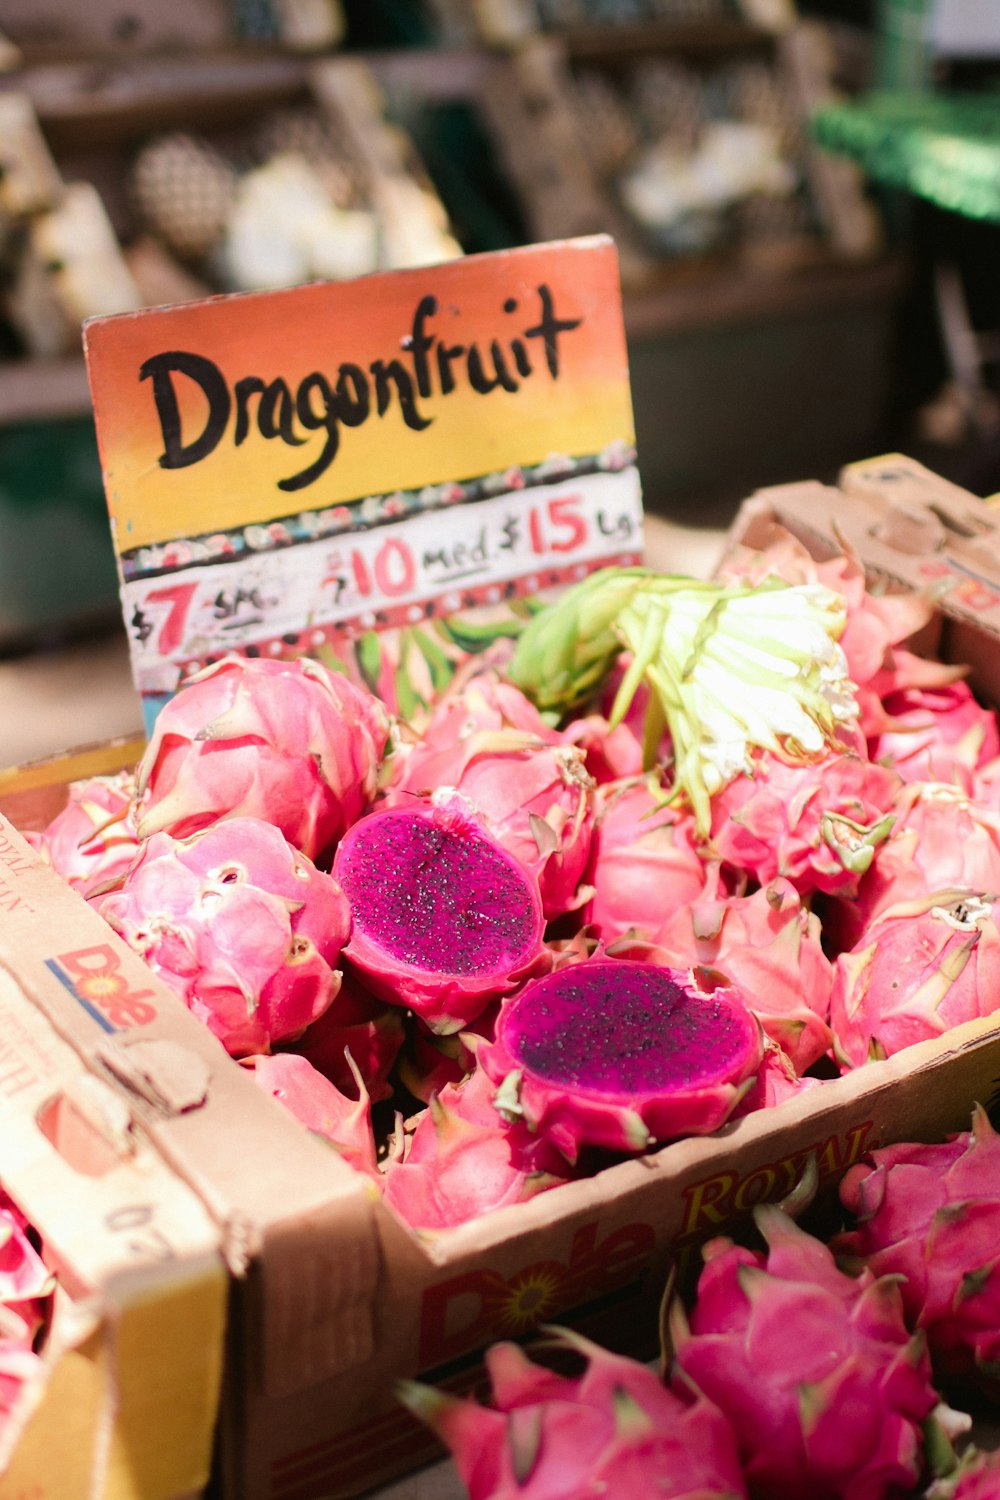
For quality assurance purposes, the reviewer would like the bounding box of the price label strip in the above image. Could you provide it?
[85,237,642,726]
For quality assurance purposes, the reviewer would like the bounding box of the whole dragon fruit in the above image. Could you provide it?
[478,957,762,1162]
[708,741,899,898]
[134,655,391,861]
[383,1067,569,1232]
[243,1051,382,1184]
[829,889,1000,1068]
[669,1204,944,1500]
[23,771,140,897]
[584,777,708,945]
[332,802,547,1034]
[399,1326,748,1500]
[869,682,1000,791]
[836,1107,1000,1391]
[828,783,1000,951]
[95,817,351,1056]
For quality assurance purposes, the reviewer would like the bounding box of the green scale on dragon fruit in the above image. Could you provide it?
[332,802,547,1034]
[478,958,763,1163]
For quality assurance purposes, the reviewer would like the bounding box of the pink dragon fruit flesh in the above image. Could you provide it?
[383,1066,570,1232]
[837,1106,1000,1392]
[669,1203,945,1500]
[332,802,546,1034]
[640,875,834,1074]
[399,1325,748,1500]
[95,816,351,1056]
[478,957,763,1162]
[134,654,391,861]
[382,724,595,921]
[829,888,1000,1069]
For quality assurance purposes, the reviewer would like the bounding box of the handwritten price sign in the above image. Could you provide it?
[85,238,642,715]
[123,469,642,680]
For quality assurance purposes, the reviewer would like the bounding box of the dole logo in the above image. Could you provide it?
[418,1219,655,1367]
[46,944,159,1032]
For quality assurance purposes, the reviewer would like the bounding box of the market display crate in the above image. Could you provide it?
[6,453,1000,1499]
[0,887,227,1500]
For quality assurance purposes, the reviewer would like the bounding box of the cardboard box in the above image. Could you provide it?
[0,873,227,1500]
[4,451,1000,1498]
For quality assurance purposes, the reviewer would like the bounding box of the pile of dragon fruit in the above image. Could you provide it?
[400,1106,1000,1499]
[22,530,1000,1233]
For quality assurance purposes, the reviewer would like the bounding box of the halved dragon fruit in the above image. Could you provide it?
[134,655,392,861]
[332,802,546,1034]
[95,817,351,1056]
[478,957,763,1161]
[641,876,834,1073]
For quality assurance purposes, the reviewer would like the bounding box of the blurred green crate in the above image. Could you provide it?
[0,418,121,648]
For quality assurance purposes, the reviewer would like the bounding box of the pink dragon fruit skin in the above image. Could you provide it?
[731,1039,823,1119]
[134,655,391,861]
[0,1340,46,1447]
[243,1052,382,1184]
[709,740,900,898]
[332,802,547,1035]
[638,876,834,1073]
[670,1204,941,1500]
[829,889,1000,1068]
[829,783,1000,951]
[24,771,140,897]
[95,817,351,1057]
[288,967,404,1105]
[0,1207,53,1348]
[399,1327,748,1500]
[870,682,1000,791]
[382,725,595,921]
[584,778,709,945]
[478,957,763,1162]
[836,1107,1000,1391]
[383,1067,570,1232]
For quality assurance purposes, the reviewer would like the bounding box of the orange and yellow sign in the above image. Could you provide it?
[83,239,642,719]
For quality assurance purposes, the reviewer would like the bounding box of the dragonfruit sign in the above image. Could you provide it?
[83,238,642,730]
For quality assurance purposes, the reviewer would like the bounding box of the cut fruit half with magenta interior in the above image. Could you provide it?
[478,957,764,1163]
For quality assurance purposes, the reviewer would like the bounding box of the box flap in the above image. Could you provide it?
[0,810,383,1394]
